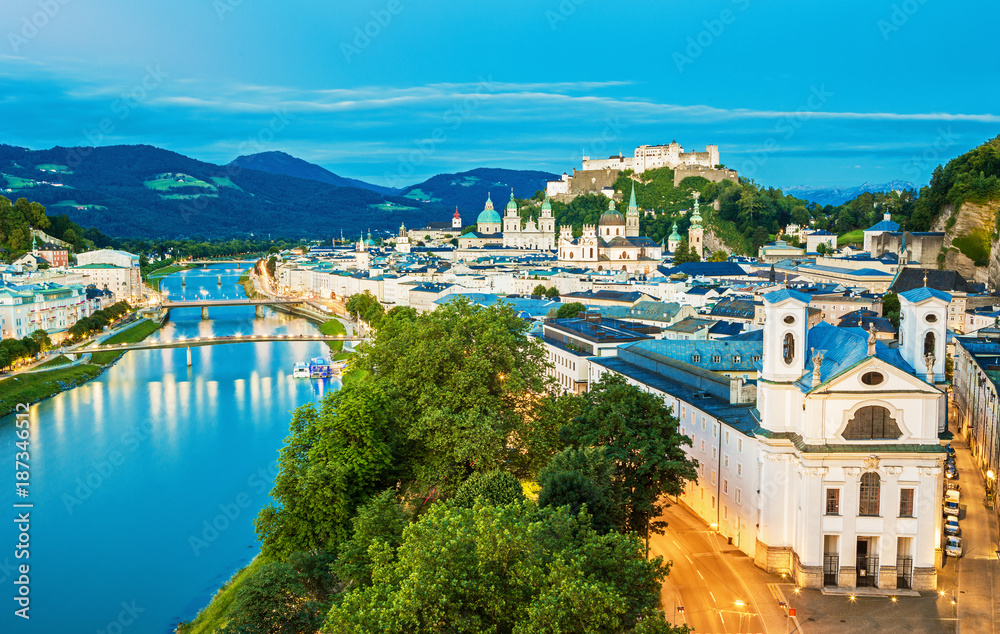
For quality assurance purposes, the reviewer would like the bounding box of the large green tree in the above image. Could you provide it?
[255,381,399,558]
[561,374,697,540]
[324,502,682,634]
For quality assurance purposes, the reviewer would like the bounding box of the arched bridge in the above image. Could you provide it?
[161,298,307,318]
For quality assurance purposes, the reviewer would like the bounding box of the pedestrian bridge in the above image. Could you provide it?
[161,298,306,318]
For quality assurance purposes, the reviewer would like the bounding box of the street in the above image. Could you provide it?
[651,501,788,634]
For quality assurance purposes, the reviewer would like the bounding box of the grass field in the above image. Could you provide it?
[2,174,41,189]
[0,364,105,416]
[209,176,243,191]
[50,200,107,210]
[319,318,346,353]
[147,264,195,278]
[402,188,441,202]
[176,557,268,634]
[35,355,71,369]
[838,229,865,246]
[144,173,216,191]
[159,193,219,200]
[89,320,162,365]
[35,164,71,173]
[370,202,419,212]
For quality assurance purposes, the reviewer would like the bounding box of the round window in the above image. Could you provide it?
[926,314,938,323]
[783,315,796,325]
[861,371,884,386]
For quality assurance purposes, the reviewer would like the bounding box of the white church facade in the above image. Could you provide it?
[591,286,949,591]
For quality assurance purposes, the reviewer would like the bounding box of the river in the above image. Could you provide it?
[0,264,338,633]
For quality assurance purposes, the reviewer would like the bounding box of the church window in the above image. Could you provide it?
[691,354,701,363]
[843,406,902,440]
[924,332,936,358]
[859,472,881,516]
[926,313,938,323]
[782,332,795,364]
[899,488,915,517]
[590,248,594,258]
[783,315,796,325]
[825,488,840,515]
[570,251,574,259]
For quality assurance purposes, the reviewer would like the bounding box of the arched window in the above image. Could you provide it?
[859,472,881,516]
[924,332,935,358]
[590,248,594,258]
[843,406,902,440]
[782,332,795,365]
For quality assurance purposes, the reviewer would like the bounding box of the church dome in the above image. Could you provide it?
[477,193,502,225]
[600,200,625,226]
[668,222,682,242]
[505,191,518,212]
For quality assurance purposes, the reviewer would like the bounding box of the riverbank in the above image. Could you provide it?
[0,318,161,416]
[147,263,196,291]
[176,556,268,634]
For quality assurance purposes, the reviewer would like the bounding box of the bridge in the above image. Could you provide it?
[73,333,366,366]
[161,298,306,318]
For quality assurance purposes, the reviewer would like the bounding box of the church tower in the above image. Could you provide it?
[452,207,462,230]
[757,288,810,434]
[503,190,520,247]
[396,222,411,254]
[667,222,682,254]
[625,184,640,237]
[539,194,556,249]
[898,286,949,383]
[688,194,704,259]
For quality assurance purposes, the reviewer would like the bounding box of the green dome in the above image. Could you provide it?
[668,222,681,241]
[505,191,518,212]
[541,194,551,211]
[477,193,501,225]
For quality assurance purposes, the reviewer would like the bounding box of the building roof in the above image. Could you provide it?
[866,219,900,232]
[627,338,762,372]
[665,316,717,333]
[709,297,761,320]
[762,288,812,305]
[659,262,748,277]
[793,322,918,393]
[889,267,975,295]
[899,286,952,304]
[476,193,502,225]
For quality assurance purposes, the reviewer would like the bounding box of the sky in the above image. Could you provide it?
[1,0,998,190]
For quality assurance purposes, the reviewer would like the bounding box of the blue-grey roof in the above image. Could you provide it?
[866,219,900,232]
[627,338,762,372]
[594,301,685,323]
[762,288,812,305]
[899,287,952,304]
[810,229,835,236]
[794,322,917,393]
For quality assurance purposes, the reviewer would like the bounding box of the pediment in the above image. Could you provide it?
[809,355,940,396]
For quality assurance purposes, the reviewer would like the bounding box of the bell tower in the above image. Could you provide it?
[761,289,810,383]
[898,286,950,383]
[625,184,640,237]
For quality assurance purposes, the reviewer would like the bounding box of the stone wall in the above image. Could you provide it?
[674,166,739,187]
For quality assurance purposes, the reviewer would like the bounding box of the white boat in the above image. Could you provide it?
[292,362,310,378]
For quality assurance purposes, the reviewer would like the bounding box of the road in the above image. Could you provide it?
[651,501,771,634]
[949,424,999,634]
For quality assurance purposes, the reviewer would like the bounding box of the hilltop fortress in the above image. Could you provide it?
[547,140,738,202]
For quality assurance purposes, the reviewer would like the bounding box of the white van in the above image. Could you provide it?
[944,490,960,517]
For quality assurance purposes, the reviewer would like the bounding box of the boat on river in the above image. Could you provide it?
[308,357,331,378]
[292,362,310,378]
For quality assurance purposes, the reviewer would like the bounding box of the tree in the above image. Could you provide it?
[266,255,277,278]
[545,286,560,299]
[816,242,831,255]
[324,502,680,634]
[555,302,586,319]
[451,470,525,508]
[30,329,52,351]
[335,490,411,589]
[254,381,399,559]
[538,446,621,535]
[532,284,548,296]
[561,374,697,540]
[346,291,384,328]
[353,296,553,492]
[708,250,728,262]
[218,561,326,634]
[672,237,700,264]
[882,292,900,329]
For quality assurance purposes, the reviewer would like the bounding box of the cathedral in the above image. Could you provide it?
[457,191,556,249]
[556,185,663,273]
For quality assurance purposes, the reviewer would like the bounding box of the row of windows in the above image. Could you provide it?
[690,353,760,364]
[825,474,915,518]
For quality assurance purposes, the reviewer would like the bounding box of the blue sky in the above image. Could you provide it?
[2,0,998,189]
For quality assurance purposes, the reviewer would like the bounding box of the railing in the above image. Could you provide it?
[896,556,913,589]
[856,555,879,588]
[823,554,839,587]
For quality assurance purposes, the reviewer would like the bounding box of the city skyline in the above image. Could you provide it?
[2,0,998,189]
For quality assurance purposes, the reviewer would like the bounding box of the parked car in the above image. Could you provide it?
[946,444,956,456]
[945,464,958,480]
[944,490,960,516]
[945,535,963,558]
[945,516,961,536]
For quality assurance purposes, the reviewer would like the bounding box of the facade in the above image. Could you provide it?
[71,264,140,301]
[806,230,837,253]
[864,212,900,252]
[590,287,948,592]
[503,192,557,250]
[0,282,89,340]
[32,243,69,268]
[581,141,720,174]
[953,329,1000,481]
[557,197,663,273]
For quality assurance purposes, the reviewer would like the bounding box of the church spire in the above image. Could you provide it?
[628,183,637,211]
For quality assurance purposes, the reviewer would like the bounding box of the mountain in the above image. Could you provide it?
[400,167,559,214]
[783,180,915,206]
[228,151,399,196]
[0,144,441,239]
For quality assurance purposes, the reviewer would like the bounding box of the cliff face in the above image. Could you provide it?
[932,200,999,287]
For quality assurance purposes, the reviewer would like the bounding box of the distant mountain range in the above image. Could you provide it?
[0,144,556,239]
[783,180,915,206]
[228,151,399,196]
